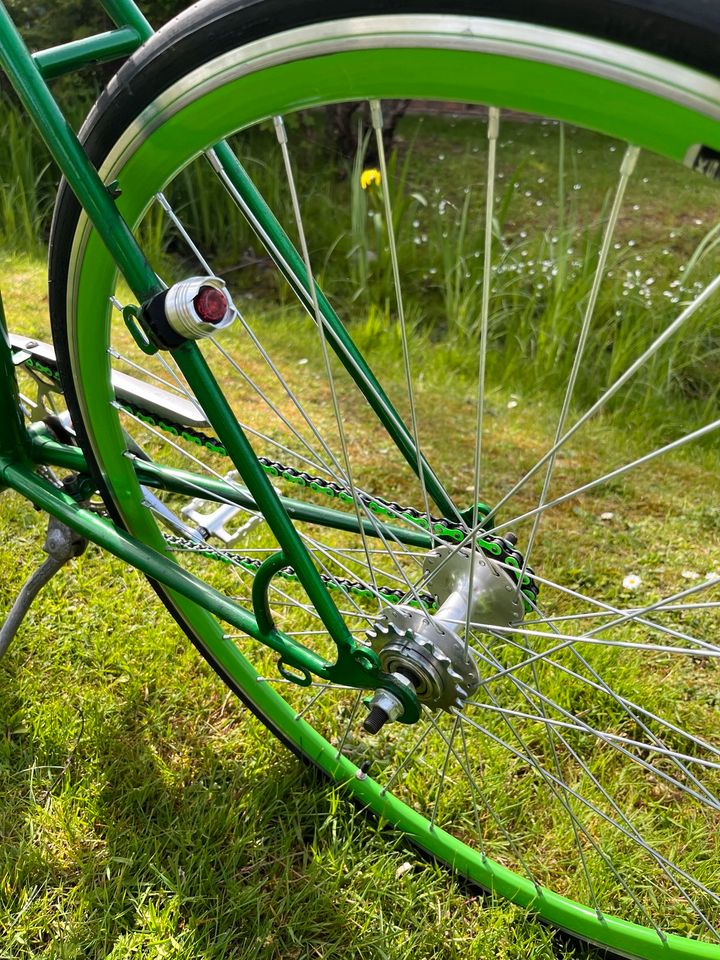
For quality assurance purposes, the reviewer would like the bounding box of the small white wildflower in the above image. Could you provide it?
[705,571,719,580]
[507,399,518,409]
[623,574,642,590]
[297,358,308,365]
[681,570,701,580]
[599,512,614,521]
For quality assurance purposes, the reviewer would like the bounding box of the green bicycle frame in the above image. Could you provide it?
[0,0,431,714]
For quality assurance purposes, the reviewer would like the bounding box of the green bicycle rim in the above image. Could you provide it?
[61,18,720,959]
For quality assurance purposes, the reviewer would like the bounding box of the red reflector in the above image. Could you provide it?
[193,285,228,324]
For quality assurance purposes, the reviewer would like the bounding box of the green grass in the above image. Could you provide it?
[3,97,720,421]
[128,110,720,427]
[2,101,720,956]
[0,496,599,960]
[2,244,720,955]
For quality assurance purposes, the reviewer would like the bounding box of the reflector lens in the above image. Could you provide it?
[193,285,228,324]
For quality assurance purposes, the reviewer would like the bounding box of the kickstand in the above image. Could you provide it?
[0,515,88,662]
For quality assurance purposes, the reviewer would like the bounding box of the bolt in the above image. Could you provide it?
[363,704,390,734]
[362,685,405,734]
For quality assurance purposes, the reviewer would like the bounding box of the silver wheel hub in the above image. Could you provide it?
[367,545,523,713]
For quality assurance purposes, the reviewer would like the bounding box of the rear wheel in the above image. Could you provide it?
[49,2,720,955]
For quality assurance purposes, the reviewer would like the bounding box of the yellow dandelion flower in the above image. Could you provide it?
[360,167,382,190]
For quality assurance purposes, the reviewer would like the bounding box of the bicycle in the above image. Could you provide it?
[2,0,720,955]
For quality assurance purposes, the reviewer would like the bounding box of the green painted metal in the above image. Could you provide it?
[5,17,720,949]
[171,340,359,649]
[0,453,421,709]
[0,0,453,643]
[0,294,29,465]
[4,0,458,518]
[33,27,143,80]
[0,1,161,305]
[251,550,291,636]
[28,432,434,549]
[64,40,720,671]
[0,456,386,688]
[100,0,153,40]
[154,623,720,959]
[211,141,460,520]
[62,40,720,956]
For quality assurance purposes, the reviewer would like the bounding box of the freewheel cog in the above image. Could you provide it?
[365,545,524,723]
[367,608,479,710]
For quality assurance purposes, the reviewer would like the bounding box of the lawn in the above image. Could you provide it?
[0,261,601,960]
[1,109,720,958]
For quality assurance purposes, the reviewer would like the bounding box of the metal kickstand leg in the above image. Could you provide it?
[0,515,88,661]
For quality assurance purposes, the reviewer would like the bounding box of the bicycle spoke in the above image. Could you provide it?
[527,596,720,809]
[429,712,459,829]
[513,145,639,591]
[68,56,720,947]
[465,107,499,653]
[371,99,434,531]
[492,416,720,536]
[485,267,720,525]
[427,710,542,892]
[470,627,605,916]
[156,190,214,276]
[457,710,720,934]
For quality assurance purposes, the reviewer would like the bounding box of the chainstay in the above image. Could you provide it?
[20,352,539,611]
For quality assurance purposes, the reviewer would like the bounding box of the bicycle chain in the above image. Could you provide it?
[20,353,539,611]
[161,533,439,610]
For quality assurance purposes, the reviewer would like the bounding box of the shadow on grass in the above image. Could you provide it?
[0,672,602,959]
[1,672,379,956]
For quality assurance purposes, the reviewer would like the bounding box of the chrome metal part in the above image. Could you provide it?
[0,515,87,662]
[181,470,265,544]
[163,276,237,340]
[141,486,206,542]
[10,333,209,427]
[368,546,523,712]
[362,671,414,733]
[424,544,524,628]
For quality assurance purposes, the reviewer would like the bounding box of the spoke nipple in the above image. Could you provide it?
[355,760,372,780]
[363,704,390,734]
